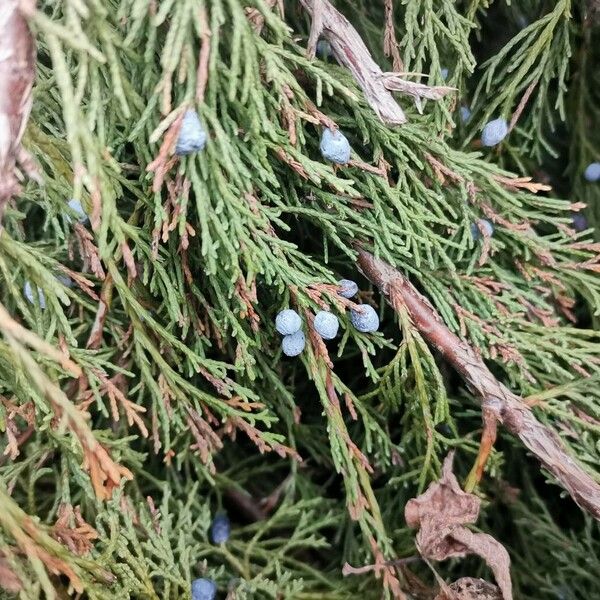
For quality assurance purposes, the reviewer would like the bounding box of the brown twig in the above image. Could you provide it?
[383,0,403,72]
[465,407,498,492]
[195,5,211,103]
[0,0,36,224]
[508,82,536,133]
[357,248,600,519]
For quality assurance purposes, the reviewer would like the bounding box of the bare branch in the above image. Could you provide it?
[299,0,407,125]
[305,0,324,59]
[380,74,455,113]
[357,248,600,520]
[0,0,36,223]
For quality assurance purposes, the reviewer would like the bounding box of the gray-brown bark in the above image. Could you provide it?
[357,247,600,519]
[299,0,407,125]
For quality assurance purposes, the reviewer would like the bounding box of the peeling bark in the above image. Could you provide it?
[357,248,600,520]
[299,0,407,125]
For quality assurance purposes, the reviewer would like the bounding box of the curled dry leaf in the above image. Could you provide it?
[434,577,502,600]
[405,453,512,600]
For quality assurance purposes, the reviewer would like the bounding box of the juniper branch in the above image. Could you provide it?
[357,247,600,520]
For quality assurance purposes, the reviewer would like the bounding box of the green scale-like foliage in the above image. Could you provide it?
[1,0,599,598]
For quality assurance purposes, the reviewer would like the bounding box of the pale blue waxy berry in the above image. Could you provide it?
[572,213,587,232]
[440,67,449,80]
[320,128,351,164]
[338,279,358,299]
[460,106,471,123]
[471,219,494,240]
[191,578,217,600]
[210,514,230,544]
[56,275,73,287]
[23,281,46,309]
[66,198,88,224]
[281,330,305,357]
[313,311,339,340]
[316,39,331,59]
[350,304,379,333]
[176,110,207,156]
[481,117,509,147]
[275,309,302,335]
[583,162,600,182]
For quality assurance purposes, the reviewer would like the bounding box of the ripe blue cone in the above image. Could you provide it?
[176,110,207,156]
[191,578,217,600]
[316,39,331,59]
[56,275,73,287]
[210,514,230,544]
[24,281,46,309]
[460,106,471,123]
[320,128,351,164]
[66,198,88,224]
[572,213,587,232]
[282,330,305,356]
[275,309,302,335]
[471,219,494,240]
[337,279,358,299]
[584,162,600,182]
[481,117,508,147]
[313,311,339,340]
[350,304,379,333]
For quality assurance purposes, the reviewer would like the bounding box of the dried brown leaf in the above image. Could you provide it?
[195,5,211,102]
[0,555,22,593]
[245,0,282,34]
[121,241,137,279]
[52,504,98,556]
[405,453,512,600]
[74,223,106,280]
[434,577,502,600]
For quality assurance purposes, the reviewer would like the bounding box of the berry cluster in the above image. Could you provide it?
[275,309,306,357]
[274,279,380,357]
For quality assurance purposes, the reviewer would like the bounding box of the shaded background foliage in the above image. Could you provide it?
[1,0,600,598]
